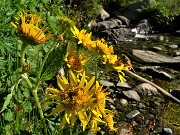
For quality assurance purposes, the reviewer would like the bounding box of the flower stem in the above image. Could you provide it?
[97,67,110,81]
[20,43,29,67]
[21,73,48,135]
[31,89,47,135]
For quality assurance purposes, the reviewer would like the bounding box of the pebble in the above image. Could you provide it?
[169,44,178,49]
[120,98,128,106]
[126,110,141,119]
[162,128,173,135]
[100,80,115,87]
[122,90,141,101]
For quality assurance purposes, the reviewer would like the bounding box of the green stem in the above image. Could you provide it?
[97,67,110,81]
[20,43,29,67]
[31,89,47,135]
[21,73,48,135]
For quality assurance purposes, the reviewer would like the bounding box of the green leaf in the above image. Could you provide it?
[41,44,67,81]
[0,85,15,113]
[23,101,32,112]
[4,110,14,122]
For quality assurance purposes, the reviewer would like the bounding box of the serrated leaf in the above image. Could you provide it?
[41,44,67,81]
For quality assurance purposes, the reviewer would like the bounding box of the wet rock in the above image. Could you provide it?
[98,5,110,21]
[174,51,180,56]
[132,49,180,64]
[162,128,173,135]
[169,44,178,49]
[120,98,128,106]
[122,90,141,101]
[133,83,159,96]
[138,103,146,109]
[100,80,115,87]
[138,67,173,80]
[170,90,180,100]
[116,81,132,89]
[152,46,163,51]
[126,110,141,119]
[100,28,136,42]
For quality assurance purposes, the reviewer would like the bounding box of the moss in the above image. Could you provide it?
[160,102,180,134]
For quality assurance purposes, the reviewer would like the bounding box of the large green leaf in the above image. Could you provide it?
[41,44,67,81]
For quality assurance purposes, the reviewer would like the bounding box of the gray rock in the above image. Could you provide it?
[170,90,180,100]
[116,81,132,89]
[138,66,173,81]
[122,90,141,101]
[152,46,163,51]
[169,44,178,49]
[162,128,173,135]
[100,28,136,42]
[120,98,128,106]
[132,49,180,63]
[98,5,110,21]
[126,110,141,119]
[99,80,115,87]
[133,83,159,96]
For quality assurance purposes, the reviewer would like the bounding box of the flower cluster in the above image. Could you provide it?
[70,26,132,81]
[46,70,117,133]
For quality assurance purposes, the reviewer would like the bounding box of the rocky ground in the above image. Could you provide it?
[97,34,180,135]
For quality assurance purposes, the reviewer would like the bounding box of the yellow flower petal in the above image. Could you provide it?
[84,76,95,91]
[79,71,85,88]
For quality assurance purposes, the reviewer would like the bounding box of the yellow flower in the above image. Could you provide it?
[103,54,132,83]
[96,39,114,55]
[89,114,106,133]
[92,81,110,116]
[104,113,117,131]
[46,70,96,131]
[11,11,52,44]
[71,26,96,52]
[65,43,91,72]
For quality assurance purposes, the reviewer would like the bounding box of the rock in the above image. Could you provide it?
[170,90,180,100]
[138,103,146,109]
[122,90,141,101]
[169,44,178,49]
[116,81,132,89]
[136,19,153,34]
[120,98,128,106]
[133,83,159,96]
[100,28,136,42]
[162,128,173,135]
[132,49,180,64]
[99,80,115,87]
[152,46,163,51]
[126,110,141,119]
[138,66,173,81]
[115,15,130,26]
[98,5,110,21]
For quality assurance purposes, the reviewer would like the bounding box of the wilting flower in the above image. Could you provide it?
[103,54,132,82]
[65,43,91,72]
[46,70,95,131]
[11,11,52,44]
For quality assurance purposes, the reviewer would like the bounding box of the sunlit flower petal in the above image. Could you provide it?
[11,11,52,44]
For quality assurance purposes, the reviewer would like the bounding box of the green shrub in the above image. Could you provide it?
[138,1,178,32]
